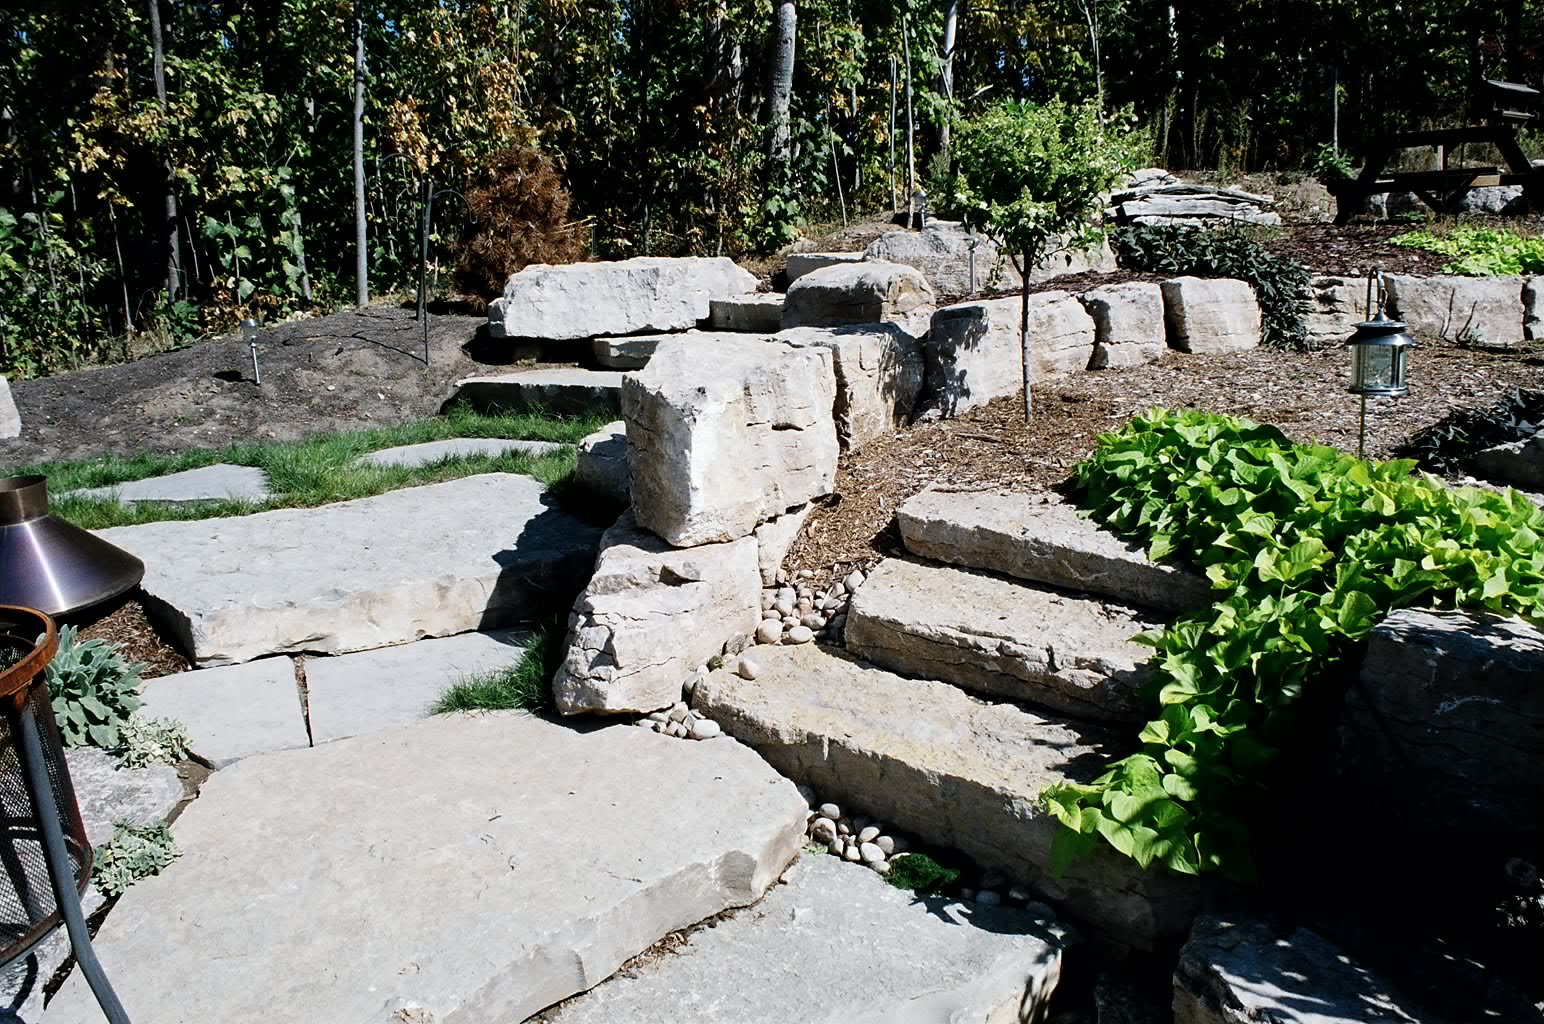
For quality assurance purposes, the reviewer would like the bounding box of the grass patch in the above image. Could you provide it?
[884,852,964,895]
[10,404,613,530]
[431,623,564,715]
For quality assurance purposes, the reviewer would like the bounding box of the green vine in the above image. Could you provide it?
[1042,409,1544,880]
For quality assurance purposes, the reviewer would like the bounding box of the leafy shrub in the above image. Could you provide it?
[1310,143,1354,183]
[451,145,586,299]
[117,715,192,769]
[1392,227,1544,277]
[885,852,963,894]
[1113,224,1310,350]
[1395,389,1544,477]
[93,821,180,897]
[1042,409,1544,879]
[45,626,144,749]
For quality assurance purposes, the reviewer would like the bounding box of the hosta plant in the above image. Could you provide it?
[44,626,145,749]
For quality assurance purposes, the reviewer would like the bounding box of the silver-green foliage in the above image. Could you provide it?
[93,821,180,897]
[117,715,192,769]
[45,626,144,750]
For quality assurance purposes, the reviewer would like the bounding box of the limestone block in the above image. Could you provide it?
[863,220,1021,296]
[709,294,785,332]
[0,377,20,439]
[138,658,308,766]
[1025,236,1117,284]
[62,464,272,504]
[1303,275,1364,349]
[450,368,624,415]
[753,504,810,586]
[1384,274,1525,347]
[577,420,631,504]
[918,297,1024,418]
[777,324,924,450]
[592,335,664,370]
[1524,277,1543,340]
[65,749,184,847]
[785,251,867,283]
[1024,290,1097,378]
[1160,278,1261,353]
[355,438,565,468]
[1080,282,1167,368]
[781,260,936,339]
[624,336,838,547]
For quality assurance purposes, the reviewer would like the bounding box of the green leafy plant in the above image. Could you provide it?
[44,626,144,750]
[117,715,192,769]
[1113,223,1310,350]
[1042,409,1544,879]
[1392,227,1544,277]
[1309,143,1354,183]
[885,852,964,895]
[93,821,180,897]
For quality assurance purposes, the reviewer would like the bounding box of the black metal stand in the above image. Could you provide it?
[15,708,128,1024]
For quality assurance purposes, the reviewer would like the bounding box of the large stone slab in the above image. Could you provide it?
[1080,282,1167,369]
[692,644,1204,953]
[1385,274,1525,347]
[709,294,785,332]
[65,748,184,847]
[540,853,1067,1024]
[62,463,272,504]
[896,490,1211,614]
[845,558,1160,721]
[138,657,308,766]
[450,368,624,415]
[99,474,603,665]
[305,629,529,744]
[0,376,18,439]
[488,257,758,340]
[1024,290,1097,377]
[1160,278,1261,354]
[576,420,630,503]
[355,437,565,468]
[781,260,936,338]
[624,336,838,547]
[784,251,866,283]
[863,220,1021,297]
[919,297,1024,418]
[1342,608,1544,835]
[777,324,924,450]
[44,713,808,1024]
[554,514,761,714]
[591,334,665,370]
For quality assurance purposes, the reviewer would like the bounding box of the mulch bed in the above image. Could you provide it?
[1264,224,1453,277]
[76,593,189,679]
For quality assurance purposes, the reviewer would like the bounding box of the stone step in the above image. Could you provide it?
[537,853,1068,1024]
[450,367,625,414]
[139,657,309,767]
[784,251,866,283]
[691,644,1203,953]
[98,473,603,665]
[60,463,272,504]
[43,713,808,1023]
[897,489,1210,614]
[845,558,1162,722]
[353,436,566,468]
[708,294,785,332]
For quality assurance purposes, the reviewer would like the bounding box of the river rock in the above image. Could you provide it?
[781,260,936,339]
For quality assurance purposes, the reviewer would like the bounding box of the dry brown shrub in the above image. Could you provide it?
[451,145,586,298]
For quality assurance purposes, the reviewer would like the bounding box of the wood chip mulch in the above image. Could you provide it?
[1264,224,1453,277]
[76,594,190,679]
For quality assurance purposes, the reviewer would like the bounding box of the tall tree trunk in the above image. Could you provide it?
[1076,0,1103,115]
[352,0,369,306]
[1015,255,1031,423]
[147,0,181,303]
[766,0,797,181]
[938,0,958,158]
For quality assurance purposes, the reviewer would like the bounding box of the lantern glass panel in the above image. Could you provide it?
[1352,343,1397,392]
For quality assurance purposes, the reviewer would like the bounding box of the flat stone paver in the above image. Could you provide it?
[44,713,808,1024]
[540,853,1067,1024]
[305,629,529,744]
[61,463,271,504]
[98,474,603,666]
[450,368,625,415]
[138,657,308,767]
[354,437,566,468]
[65,748,185,846]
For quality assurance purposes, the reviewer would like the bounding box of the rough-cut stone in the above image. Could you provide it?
[1384,274,1525,347]
[488,257,758,340]
[896,490,1210,613]
[1525,277,1543,340]
[624,336,838,547]
[845,558,1160,721]
[785,251,867,283]
[450,368,624,415]
[1303,275,1364,349]
[863,220,1021,296]
[777,324,924,449]
[44,713,808,1024]
[1343,608,1544,835]
[138,657,308,766]
[1025,236,1117,285]
[554,514,761,714]
[354,437,564,468]
[1173,915,1428,1024]
[693,645,1203,953]
[754,504,810,586]
[305,629,528,744]
[781,260,936,338]
[1161,278,1261,354]
[919,297,1025,418]
[591,334,665,370]
[1472,433,1544,490]
[1080,282,1167,369]
[100,474,602,665]
[577,420,630,503]
[1024,290,1097,377]
[0,376,21,439]
[539,853,1067,1024]
[63,463,272,504]
[709,294,785,332]
[65,748,184,847]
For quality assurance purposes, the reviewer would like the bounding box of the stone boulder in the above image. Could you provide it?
[1160,278,1261,353]
[1025,290,1097,377]
[863,221,1020,296]
[1303,275,1363,349]
[1525,277,1543,340]
[553,514,761,715]
[777,324,924,450]
[784,251,866,283]
[1342,608,1544,835]
[577,420,630,504]
[1472,433,1544,490]
[489,257,758,340]
[709,294,785,332]
[1080,282,1167,369]
[1458,184,1526,215]
[1026,236,1118,284]
[781,260,936,339]
[753,505,810,586]
[1384,274,1525,347]
[0,377,19,439]
[918,297,1023,418]
[624,336,839,547]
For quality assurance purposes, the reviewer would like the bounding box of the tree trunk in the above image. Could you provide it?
[766,0,797,180]
[352,0,369,306]
[902,21,916,210]
[147,0,181,303]
[1015,255,1031,422]
[1076,0,1103,115]
[938,0,958,158]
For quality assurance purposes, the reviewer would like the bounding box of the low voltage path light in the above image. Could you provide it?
[241,318,261,386]
[1346,268,1415,458]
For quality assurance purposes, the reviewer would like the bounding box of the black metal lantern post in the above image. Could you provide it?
[1346,270,1416,458]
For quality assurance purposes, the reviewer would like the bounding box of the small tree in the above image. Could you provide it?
[950,100,1130,421]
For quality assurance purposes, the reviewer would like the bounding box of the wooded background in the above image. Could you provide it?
[1,0,1539,375]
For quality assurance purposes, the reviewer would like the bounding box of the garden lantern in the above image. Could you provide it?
[241,318,261,386]
[1346,269,1415,457]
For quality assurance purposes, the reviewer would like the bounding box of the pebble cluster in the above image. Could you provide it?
[633,701,722,741]
[757,568,868,647]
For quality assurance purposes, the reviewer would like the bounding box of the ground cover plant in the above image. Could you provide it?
[45,625,146,750]
[93,821,180,897]
[13,405,609,531]
[1392,227,1544,277]
[1042,409,1544,879]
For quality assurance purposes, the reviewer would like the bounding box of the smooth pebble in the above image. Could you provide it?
[859,842,885,864]
[786,625,815,645]
[857,826,881,843]
[818,803,842,821]
[736,657,760,680]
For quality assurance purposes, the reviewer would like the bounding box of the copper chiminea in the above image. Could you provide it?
[0,477,144,617]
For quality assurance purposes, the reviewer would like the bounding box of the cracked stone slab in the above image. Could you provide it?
[61,463,272,504]
[845,558,1161,721]
[354,437,566,468]
[43,713,808,1024]
[97,474,602,666]
[138,657,309,767]
[538,853,1068,1024]
[450,368,625,415]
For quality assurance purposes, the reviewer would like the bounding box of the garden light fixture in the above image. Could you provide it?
[241,319,262,386]
[1346,269,1415,458]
